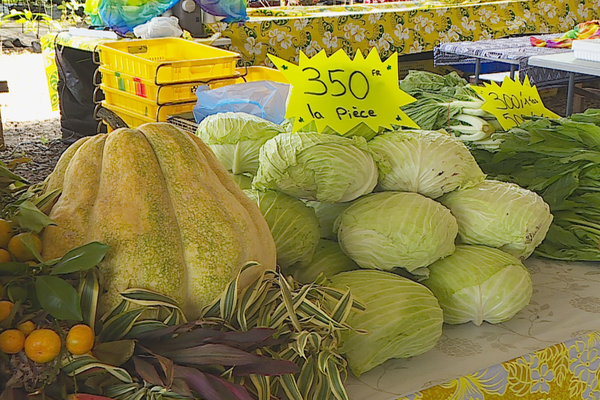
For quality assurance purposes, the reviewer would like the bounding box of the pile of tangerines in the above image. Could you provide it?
[0,218,95,363]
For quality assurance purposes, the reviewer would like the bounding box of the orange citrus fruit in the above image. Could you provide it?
[24,329,61,363]
[0,301,14,322]
[0,329,25,354]
[17,321,35,336]
[0,219,13,249]
[66,324,95,355]
[7,232,42,262]
[0,249,10,263]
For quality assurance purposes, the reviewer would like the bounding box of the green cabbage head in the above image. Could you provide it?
[329,270,443,376]
[440,180,553,259]
[368,129,486,198]
[423,245,533,326]
[335,192,458,278]
[244,189,320,269]
[288,239,358,284]
[253,133,378,203]
[304,201,350,240]
[195,112,285,175]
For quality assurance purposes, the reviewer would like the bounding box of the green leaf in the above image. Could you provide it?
[61,354,133,383]
[36,275,82,321]
[98,308,145,342]
[13,200,55,233]
[125,320,169,338]
[0,262,28,275]
[21,234,43,263]
[51,242,110,275]
[79,269,100,331]
[326,358,349,400]
[220,275,239,322]
[7,284,28,303]
[279,374,303,400]
[101,299,128,323]
[93,340,136,366]
[249,374,270,400]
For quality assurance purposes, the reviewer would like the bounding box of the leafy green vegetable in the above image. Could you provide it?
[423,245,532,326]
[440,179,553,259]
[328,270,443,376]
[368,129,485,198]
[231,173,253,189]
[288,239,359,284]
[335,192,458,278]
[195,112,285,175]
[244,189,320,269]
[399,70,498,142]
[471,111,600,261]
[253,133,378,203]
[304,201,350,240]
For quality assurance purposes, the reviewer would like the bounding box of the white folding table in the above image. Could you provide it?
[528,52,600,116]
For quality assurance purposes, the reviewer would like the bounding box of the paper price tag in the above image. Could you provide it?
[472,76,560,130]
[269,49,418,134]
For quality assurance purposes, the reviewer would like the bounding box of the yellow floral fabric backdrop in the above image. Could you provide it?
[207,0,600,66]
[399,331,600,399]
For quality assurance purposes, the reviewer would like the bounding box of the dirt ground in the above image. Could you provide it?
[0,47,598,185]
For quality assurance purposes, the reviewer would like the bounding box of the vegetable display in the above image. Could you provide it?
[304,201,350,241]
[253,132,378,203]
[440,179,553,259]
[399,70,500,144]
[368,129,486,198]
[243,189,320,269]
[329,270,444,376]
[41,123,276,319]
[195,112,285,175]
[423,245,533,326]
[287,239,359,283]
[335,192,458,278]
[472,110,600,261]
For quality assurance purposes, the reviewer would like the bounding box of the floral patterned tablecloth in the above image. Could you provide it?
[207,0,600,66]
[345,258,600,399]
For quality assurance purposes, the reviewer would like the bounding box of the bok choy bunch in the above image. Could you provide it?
[471,110,600,261]
[399,71,500,144]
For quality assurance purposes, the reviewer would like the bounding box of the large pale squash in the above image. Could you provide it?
[42,123,276,318]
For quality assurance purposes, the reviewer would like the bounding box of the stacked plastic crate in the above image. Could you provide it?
[94,38,240,129]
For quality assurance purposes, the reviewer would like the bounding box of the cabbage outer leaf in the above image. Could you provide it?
[440,180,553,259]
[289,239,358,283]
[244,189,320,269]
[196,112,284,174]
[253,133,378,203]
[304,201,350,240]
[329,270,443,376]
[368,129,485,198]
[424,245,532,326]
[336,192,457,277]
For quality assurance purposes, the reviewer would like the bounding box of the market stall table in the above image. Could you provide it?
[528,51,600,116]
[434,34,573,85]
[346,257,600,399]
[207,0,600,66]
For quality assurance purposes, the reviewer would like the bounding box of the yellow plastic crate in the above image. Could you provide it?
[98,38,240,85]
[102,86,196,123]
[209,66,289,89]
[99,66,202,105]
[101,102,155,130]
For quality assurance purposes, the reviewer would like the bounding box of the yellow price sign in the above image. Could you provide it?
[268,49,418,133]
[472,76,560,130]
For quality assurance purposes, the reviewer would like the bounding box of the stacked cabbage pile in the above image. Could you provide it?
[195,112,553,376]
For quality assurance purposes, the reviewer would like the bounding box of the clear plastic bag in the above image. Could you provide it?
[97,0,180,34]
[193,81,290,124]
[133,16,183,38]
